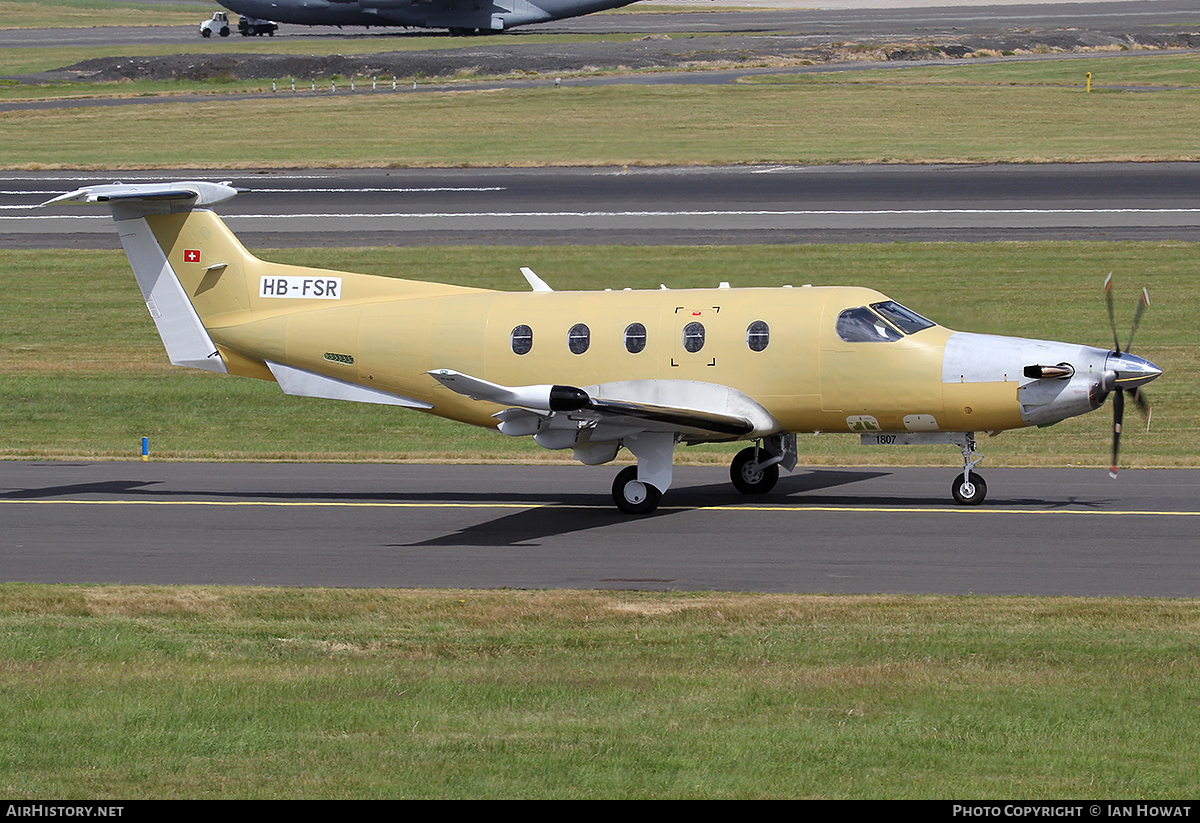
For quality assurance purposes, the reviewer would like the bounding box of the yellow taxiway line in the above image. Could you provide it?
[3,498,1198,517]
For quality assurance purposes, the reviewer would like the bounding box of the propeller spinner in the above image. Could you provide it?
[1101,274,1161,478]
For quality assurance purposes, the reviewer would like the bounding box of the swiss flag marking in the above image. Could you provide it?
[184,249,201,263]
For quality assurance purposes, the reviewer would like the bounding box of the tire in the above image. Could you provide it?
[730,446,779,495]
[201,29,211,38]
[219,27,230,37]
[951,472,987,506]
[612,466,661,515]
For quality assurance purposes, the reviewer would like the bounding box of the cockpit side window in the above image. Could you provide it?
[836,307,903,343]
[870,301,935,334]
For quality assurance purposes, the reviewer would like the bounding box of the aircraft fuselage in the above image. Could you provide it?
[151,209,1116,441]
[216,0,640,32]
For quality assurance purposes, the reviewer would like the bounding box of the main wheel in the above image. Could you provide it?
[612,466,661,515]
[951,472,987,505]
[730,447,779,495]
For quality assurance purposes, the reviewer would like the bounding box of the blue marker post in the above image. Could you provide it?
[142,437,149,462]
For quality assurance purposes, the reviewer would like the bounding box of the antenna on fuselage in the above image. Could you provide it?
[520,267,553,292]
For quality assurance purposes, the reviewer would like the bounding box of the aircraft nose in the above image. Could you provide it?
[1106,352,1162,389]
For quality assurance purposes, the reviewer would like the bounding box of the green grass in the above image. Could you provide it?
[2,242,1193,466]
[1,584,1198,798]
[746,51,1200,89]
[6,59,1200,167]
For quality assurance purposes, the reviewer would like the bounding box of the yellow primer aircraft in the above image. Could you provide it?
[44,181,1163,514]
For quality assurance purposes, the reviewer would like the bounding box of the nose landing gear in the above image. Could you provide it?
[952,433,986,505]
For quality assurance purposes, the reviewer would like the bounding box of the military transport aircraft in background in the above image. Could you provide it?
[212,0,639,35]
[41,181,1161,514]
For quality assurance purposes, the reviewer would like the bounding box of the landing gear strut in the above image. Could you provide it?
[951,433,986,505]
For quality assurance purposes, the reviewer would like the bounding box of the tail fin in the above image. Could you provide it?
[43,181,241,373]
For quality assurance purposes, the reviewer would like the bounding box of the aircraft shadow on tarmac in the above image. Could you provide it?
[400,470,900,547]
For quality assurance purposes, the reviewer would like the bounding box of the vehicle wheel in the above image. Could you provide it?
[951,472,987,506]
[201,29,211,38]
[730,447,779,495]
[219,27,230,37]
[612,466,661,515]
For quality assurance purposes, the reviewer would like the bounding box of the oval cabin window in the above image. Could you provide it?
[568,323,590,355]
[624,322,647,354]
[510,324,533,355]
[746,320,769,352]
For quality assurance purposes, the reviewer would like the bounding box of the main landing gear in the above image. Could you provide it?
[610,434,797,514]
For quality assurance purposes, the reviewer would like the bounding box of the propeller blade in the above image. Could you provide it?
[1131,388,1152,428]
[1104,272,1121,354]
[1109,388,1125,479]
[1125,287,1149,354]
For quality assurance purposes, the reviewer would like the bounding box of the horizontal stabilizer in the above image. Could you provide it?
[41,181,240,213]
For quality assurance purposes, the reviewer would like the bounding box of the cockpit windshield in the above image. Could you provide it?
[870,301,935,334]
[835,301,935,343]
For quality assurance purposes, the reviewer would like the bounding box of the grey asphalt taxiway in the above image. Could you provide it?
[3,462,1198,595]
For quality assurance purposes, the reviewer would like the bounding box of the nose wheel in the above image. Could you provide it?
[951,471,987,505]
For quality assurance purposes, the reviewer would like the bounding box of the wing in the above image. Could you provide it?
[428,369,777,460]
